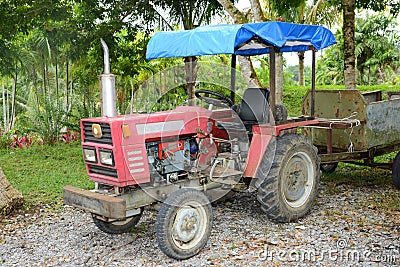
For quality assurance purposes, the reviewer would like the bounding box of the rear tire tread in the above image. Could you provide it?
[256,134,321,222]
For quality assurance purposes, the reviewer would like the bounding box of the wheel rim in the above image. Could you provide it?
[282,151,315,208]
[171,201,208,250]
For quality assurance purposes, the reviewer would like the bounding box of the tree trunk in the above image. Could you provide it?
[2,82,7,132]
[237,56,262,88]
[359,65,364,85]
[0,168,23,216]
[378,66,385,83]
[10,67,17,130]
[343,0,356,89]
[298,52,305,86]
[297,3,306,87]
[65,57,69,110]
[68,76,73,113]
[42,53,47,96]
[83,91,87,117]
[6,80,9,131]
[55,48,59,107]
[33,66,39,105]
[368,66,371,85]
[216,0,248,23]
[249,0,265,21]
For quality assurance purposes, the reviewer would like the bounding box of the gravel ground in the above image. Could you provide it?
[1,183,400,267]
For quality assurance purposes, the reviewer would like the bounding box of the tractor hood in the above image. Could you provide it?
[146,21,336,60]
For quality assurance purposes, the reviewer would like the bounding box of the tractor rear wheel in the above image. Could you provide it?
[92,209,142,234]
[156,188,212,260]
[257,134,320,222]
[391,151,400,189]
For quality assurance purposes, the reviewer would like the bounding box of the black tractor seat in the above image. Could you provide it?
[216,88,270,132]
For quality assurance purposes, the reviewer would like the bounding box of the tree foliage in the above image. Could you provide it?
[0,0,400,144]
[328,0,400,14]
[316,12,400,85]
[0,0,225,142]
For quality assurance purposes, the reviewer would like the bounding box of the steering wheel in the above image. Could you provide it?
[194,89,234,108]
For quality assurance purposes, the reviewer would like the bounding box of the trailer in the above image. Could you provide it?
[302,89,400,189]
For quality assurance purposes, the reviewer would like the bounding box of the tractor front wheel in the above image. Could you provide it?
[92,209,143,234]
[257,134,320,222]
[156,188,212,260]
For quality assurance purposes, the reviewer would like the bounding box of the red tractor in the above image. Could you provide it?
[64,22,336,259]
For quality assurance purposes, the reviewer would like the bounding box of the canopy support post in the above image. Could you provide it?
[269,47,276,121]
[185,56,197,106]
[230,55,236,104]
[311,49,316,118]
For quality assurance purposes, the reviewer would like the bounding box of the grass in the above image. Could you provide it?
[0,142,93,210]
[322,163,393,193]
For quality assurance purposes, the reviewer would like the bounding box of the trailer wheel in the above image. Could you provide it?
[391,151,400,189]
[257,134,320,222]
[156,188,212,260]
[320,162,338,174]
[92,209,143,234]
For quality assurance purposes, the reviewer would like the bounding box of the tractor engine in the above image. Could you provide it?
[146,138,198,183]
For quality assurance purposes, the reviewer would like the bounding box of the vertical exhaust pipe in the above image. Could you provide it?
[100,39,117,117]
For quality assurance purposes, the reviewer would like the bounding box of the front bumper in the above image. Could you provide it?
[63,185,126,219]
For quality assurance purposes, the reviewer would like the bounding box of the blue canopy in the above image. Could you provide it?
[146,21,336,60]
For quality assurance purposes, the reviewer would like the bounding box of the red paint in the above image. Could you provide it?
[81,106,212,187]
[158,140,185,159]
[243,120,319,178]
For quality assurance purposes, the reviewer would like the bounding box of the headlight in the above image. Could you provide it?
[99,149,114,166]
[83,147,97,163]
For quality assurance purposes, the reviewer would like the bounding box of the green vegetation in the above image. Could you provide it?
[0,142,93,209]
[323,163,393,194]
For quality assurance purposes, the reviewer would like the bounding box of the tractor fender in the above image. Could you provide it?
[243,126,274,178]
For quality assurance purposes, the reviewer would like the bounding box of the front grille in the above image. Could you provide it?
[88,164,118,178]
[82,122,113,145]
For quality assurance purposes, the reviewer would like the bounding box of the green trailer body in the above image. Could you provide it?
[302,89,400,166]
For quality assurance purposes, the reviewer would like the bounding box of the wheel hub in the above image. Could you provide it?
[173,207,200,243]
[283,151,314,208]
[285,160,307,201]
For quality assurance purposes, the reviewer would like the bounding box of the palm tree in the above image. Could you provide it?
[355,13,399,84]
